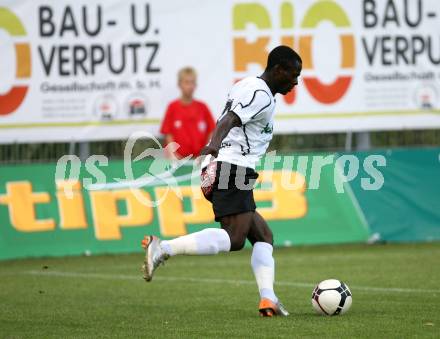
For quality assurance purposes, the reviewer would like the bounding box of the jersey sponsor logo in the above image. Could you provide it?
[261,122,273,134]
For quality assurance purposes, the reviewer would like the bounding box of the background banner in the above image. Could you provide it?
[0,154,370,260]
[348,147,440,243]
[0,0,440,143]
[1,149,439,260]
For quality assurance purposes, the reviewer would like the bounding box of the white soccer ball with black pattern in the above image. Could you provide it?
[311,279,352,316]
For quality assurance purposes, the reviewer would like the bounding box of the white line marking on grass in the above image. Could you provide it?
[24,270,440,294]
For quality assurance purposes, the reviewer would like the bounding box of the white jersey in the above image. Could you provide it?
[216,77,276,169]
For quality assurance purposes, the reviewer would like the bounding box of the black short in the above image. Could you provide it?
[210,161,259,221]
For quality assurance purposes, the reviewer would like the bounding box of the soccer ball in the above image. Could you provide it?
[311,279,352,316]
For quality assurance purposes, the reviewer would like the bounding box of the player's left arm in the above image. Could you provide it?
[200,111,241,158]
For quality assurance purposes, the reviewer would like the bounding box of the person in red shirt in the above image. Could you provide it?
[160,67,215,159]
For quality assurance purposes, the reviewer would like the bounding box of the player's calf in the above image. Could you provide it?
[219,212,254,251]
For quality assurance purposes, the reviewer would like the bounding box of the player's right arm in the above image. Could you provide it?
[200,111,241,158]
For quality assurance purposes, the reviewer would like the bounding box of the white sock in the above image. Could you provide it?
[160,228,231,256]
[251,242,278,303]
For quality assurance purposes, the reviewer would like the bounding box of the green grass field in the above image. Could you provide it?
[1,243,439,338]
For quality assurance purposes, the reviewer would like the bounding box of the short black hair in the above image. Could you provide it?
[266,45,302,71]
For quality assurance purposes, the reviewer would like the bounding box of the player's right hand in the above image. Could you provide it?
[200,145,219,158]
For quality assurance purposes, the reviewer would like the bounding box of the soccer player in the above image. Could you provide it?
[142,46,302,317]
[160,67,215,159]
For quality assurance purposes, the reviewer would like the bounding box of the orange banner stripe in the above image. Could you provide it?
[341,35,355,68]
[15,43,31,78]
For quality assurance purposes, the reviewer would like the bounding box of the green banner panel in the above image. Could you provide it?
[0,155,369,260]
[346,147,440,243]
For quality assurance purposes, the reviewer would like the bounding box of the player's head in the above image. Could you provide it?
[265,46,302,95]
[178,67,197,99]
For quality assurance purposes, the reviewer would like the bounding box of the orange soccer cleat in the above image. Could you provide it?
[259,298,289,317]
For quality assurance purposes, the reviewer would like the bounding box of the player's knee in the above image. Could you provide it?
[264,229,274,245]
[229,235,246,251]
[254,229,273,245]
